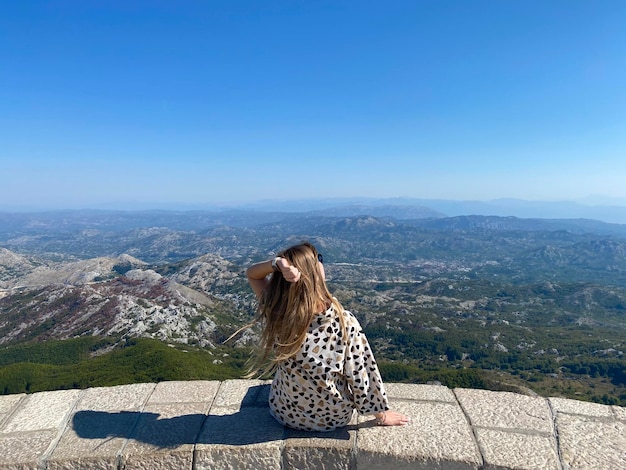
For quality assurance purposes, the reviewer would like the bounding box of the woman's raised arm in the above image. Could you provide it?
[246,257,301,298]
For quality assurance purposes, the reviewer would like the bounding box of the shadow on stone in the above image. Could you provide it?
[72,410,207,448]
[71,384,377,450]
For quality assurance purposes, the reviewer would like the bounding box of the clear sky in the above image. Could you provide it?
[2,0,625,210]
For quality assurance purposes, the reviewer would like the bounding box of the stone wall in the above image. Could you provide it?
[0,380,624,469]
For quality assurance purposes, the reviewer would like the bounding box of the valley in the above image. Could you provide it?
[0,208,624,405]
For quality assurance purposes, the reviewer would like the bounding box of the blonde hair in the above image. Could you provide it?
[242,242,346,377]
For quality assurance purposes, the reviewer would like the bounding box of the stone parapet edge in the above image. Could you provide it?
[0,380,623,470]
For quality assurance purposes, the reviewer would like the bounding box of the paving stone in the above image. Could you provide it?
[384,383,456,403]
[475,428,560,470]
[356,400,481,469]
[195,405,284,470]
[47,456,120,470]
[46,383,155,469]
[147,380,220,405]
[556,413,626,470]
[47,408,139,468]
[74,382,155,412]
[0,393,24,415]
[455,389,552,434]
[549,396,614,418]
[122,402,207,470]
[212,379,268,408]
[124,453,193,470]
[283,414,357,470]
[0,430,57,470]
[0,393,24,429]
[0,381,623,470]
[2,389,81,433]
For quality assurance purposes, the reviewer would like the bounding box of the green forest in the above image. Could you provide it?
[0,332,623,406]
[0,337,247,395]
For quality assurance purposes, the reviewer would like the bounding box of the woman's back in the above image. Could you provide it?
[244,242,410,430]
[269,305,388,431]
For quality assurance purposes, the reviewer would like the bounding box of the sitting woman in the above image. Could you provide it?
[242,241,409,431]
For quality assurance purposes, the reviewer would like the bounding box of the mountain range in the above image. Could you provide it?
[0,206,625,404]
[4,196,626,224]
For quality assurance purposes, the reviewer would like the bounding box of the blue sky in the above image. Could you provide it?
[2,0,625,210]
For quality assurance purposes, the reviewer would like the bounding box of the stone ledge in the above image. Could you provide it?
[0,380,622,470]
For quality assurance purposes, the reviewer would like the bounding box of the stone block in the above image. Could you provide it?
[212,379,269,408]
[0,430,57,470]
[0,381,623,470]
[147,380,220,405]
[46,383,155,468]
[455,389,552,434]
[195,405,284,470]
[124,453,193,470]
[283,415,356,470]
[47,456,120,470]
[74,382,155,412]
[1,389,81,433]
[356,400,481,469]
[0,393,24,415]
[0,393,25,429]
[47,408,138,468]
[549,396,613,418]
[385,383,456,403]
[475,428,560,470]
[556,413,626,470]
[122,402,207,470]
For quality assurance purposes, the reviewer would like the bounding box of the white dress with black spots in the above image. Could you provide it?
[268,306,389,431]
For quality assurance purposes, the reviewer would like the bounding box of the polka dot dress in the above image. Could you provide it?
[268,306,389,431]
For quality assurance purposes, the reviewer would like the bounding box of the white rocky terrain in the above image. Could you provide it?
[7,253,146,288]
[0,248,43,290]
[0,249,256,348]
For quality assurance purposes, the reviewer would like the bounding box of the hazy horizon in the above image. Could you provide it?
[1,194,626,210]
[2,1,625,209]
[5,196,626,226]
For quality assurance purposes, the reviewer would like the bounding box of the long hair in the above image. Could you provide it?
[245,242,346,377]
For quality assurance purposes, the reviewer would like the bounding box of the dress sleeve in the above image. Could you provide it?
[343,312,389,415]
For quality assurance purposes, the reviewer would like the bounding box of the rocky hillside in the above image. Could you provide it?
[0,252,147,288]
[0,249,256,349]
[1,210,625,404]
[0,248,44,289]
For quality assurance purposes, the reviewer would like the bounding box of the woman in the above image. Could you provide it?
[244,241,409,431]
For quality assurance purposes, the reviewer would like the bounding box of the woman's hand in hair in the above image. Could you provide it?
[277,258,301,283]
